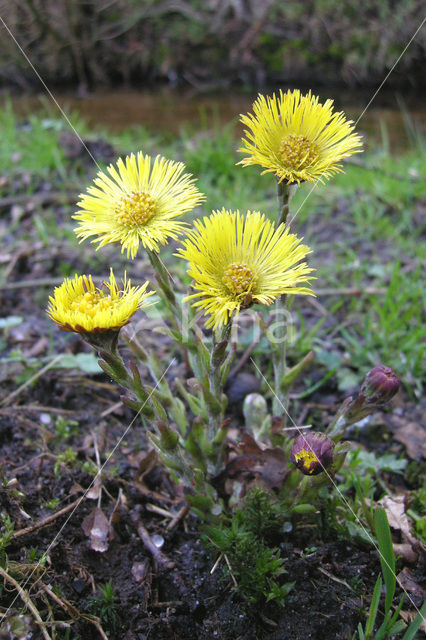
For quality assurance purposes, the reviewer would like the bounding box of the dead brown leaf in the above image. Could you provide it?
[378,495,426,562]
[131,559,150,583]
[219,433,289,497]
[397,567,426,605]
[86,474,103,500]
[383,412,426,460]
[132,449,158,481]
[378,495,415,543]
[399,609,426,634]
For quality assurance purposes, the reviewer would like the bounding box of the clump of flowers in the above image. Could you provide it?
[46,91,401,602]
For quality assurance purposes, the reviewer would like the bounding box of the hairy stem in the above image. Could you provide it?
[206,322,232,470]
[272,181,297,416]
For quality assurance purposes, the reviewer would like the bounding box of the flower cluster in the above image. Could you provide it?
[46,89,372,514]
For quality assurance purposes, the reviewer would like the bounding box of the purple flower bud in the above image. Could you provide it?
[360,365,400,405]
[290,432,335,476]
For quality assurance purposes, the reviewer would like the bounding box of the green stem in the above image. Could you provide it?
[272,181,297,416]
[272,295,287,416]
[277,181,297,227]
[206,321,232,470]
[121,326,161,386]
[148,249,181,328]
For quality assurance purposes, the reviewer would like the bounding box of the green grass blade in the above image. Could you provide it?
[388,594,405,629]
[387,620,407,636]
[374,508,395,614]
[358,622,366,640]
[365,576,382,637]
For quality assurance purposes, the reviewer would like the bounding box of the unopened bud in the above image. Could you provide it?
[360,365,400,405]
[290,432,335,476]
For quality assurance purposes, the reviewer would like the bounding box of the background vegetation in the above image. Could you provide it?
[0,0,425,91]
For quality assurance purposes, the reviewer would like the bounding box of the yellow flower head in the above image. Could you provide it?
[47,269,154,333]
[74,152,205,259]
[238,89,362,185]
[177,209,315,330]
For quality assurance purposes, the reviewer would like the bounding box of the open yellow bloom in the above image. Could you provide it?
[74,152,205,259]
[177,209,315,330]
[238,89,362,185]
[47,269,153,333]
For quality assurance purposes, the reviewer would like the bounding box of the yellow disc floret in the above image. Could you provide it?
[222,263,255,296]
[47,269,154,333]
[280,134,319,171]
[115,191,157,227]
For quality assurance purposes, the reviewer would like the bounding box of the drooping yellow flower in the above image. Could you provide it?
[74,152,205,259]
[176,209,315,330]
[238,89,362,185]
[47,269,154,333]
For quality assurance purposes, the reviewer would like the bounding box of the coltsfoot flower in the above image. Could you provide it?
[74,152,205,259]
[238,89,362,185]
[290,432,335,476]
[47,269,153,333]
[177,209,315,330]
[360,365,400,405]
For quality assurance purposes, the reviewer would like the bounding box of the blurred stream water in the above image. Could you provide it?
[3,86,425,150]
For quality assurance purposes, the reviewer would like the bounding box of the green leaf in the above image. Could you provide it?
[346,521,375,545]
[0,316,23,329]
[386,620,407,636]
[57,353,101,374]
[315,349,341,369]
[291,503,317,514]
[337,367,361,391]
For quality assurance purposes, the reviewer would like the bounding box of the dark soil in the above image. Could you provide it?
[0,397,382,640]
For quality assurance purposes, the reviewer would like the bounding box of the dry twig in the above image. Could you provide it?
[0,566,52,640]
[136,521,175,570]
[12,498,82,539]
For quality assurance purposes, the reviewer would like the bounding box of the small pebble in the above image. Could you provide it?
[152,534,164,548]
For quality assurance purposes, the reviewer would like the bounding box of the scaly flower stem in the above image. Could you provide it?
[148,250,181,329]
[89,334,166,422]
[207,321,232,470]
[272,181,297,416]
[277,181,297,227]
